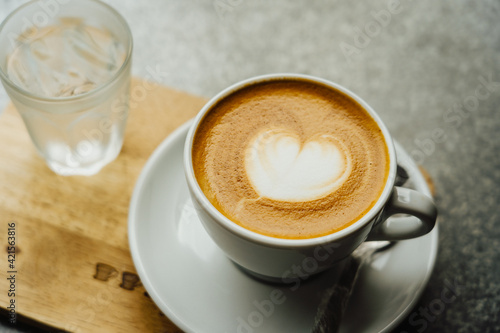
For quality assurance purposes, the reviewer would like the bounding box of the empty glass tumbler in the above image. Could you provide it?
[0,0,133,175]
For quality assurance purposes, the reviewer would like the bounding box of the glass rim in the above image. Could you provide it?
[0,0,133,103]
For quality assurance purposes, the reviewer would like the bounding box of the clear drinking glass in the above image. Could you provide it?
[0,0,133,175]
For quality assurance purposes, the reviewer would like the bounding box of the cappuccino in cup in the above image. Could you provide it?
[192,78,390,239]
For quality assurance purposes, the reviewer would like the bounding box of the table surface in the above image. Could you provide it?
[1,1,499,332]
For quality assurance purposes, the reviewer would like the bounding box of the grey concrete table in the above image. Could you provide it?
[1,0,499,332]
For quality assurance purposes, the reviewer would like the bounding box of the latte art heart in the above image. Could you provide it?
[245,128,351,202]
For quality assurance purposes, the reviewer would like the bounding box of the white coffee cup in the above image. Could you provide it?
[184,74,437,281]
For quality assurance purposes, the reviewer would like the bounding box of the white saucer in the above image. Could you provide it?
[128,120,439,333]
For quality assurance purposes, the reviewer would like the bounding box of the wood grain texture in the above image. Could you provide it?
[0,78,208,332]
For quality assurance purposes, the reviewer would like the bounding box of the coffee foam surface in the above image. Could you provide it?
[192,79,389,239]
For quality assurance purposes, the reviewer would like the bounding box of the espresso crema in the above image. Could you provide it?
[192,79,390,239]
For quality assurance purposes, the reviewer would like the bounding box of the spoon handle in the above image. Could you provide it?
[311,165,409,332]
[311,256,362,333]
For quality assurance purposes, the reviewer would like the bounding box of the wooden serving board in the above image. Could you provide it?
[0,78,208,332]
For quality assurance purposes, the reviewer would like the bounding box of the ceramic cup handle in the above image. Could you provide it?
[367,186,437,241]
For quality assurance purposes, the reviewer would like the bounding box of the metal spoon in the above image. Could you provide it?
[311,165,409,333]
[311,240,395,333]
